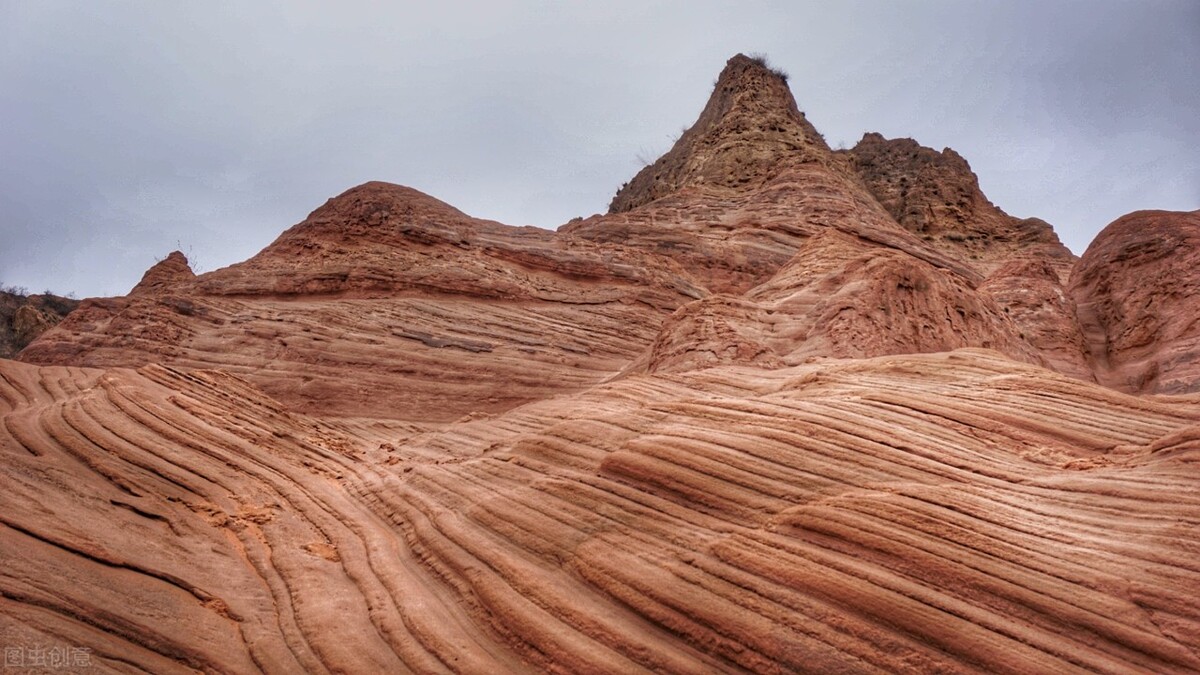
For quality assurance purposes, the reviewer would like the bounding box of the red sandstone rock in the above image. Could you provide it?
[635,229,1044,374]
[3,351,1200,673]
[1070,209,1200,393]
[980,257,1094,381]
[842,132,1076,279]
[5,53,1200,674]
[130,250,196,295]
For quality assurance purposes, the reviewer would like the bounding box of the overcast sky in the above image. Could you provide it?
[2,1,1197,298]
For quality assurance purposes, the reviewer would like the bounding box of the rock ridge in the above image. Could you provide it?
[609,53,832,213]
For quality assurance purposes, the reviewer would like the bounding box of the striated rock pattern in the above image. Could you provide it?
[635,229,1045,375]
[1070,209,1200,394]
[609,54,831,214]
[20,183,705,421]
[979,258,1094,382]
[5,53,1200,673]
[3,351,1200,673]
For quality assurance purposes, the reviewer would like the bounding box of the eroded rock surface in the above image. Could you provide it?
[6,53,1200,673]
[842,132,1075,278]
[1071,209,1200,393]
[0,290,78,358]
[3,352,1200,673]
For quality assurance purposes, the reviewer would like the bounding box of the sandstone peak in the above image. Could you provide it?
[129,250,195,295]
[608,53,831,213]
[842,131,1075,276]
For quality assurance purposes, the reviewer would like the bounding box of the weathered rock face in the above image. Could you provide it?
[7,53,1200,674]
[568,56,992,304]
[636,229,1044,374]
[1070,209,1200,393]
[130,250,196,295]
[20,183,708,420]
[842,131,1076,278]
[23,56,1056,420]
[609,54,831,213]
[979,257,1095,381]
[0,290,78,358]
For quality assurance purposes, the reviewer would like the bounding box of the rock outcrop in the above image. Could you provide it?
[0,289,78,358]
[634,228,1044,375]
[1070,209,1200,393]
[4,351,1200,673]
[841,132,1075,278]
[130,250,196,296]
[609,54,831,213]
[5,53,1200,673]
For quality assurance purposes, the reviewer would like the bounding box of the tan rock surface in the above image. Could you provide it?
[130,250,196,296]
[841,132,1076,279]
[634,229,1044,375]
[20,183,704,421]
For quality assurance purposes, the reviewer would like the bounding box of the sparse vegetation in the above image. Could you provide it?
[747,53,789,82]
[154,239,203,273]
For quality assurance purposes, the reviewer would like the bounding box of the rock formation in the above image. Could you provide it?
[1070,209,1200,394]
[841,132,1075,277]
[0,289,78,358]
[130,251,197,296]
[4,54,1200,673]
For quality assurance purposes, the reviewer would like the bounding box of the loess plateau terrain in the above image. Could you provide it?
[4,54,1200,674]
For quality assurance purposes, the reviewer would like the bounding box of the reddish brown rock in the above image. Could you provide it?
[3,350,1200,673]
[637,229,1043,374]
[20,183,707,420]
[980,257,1094,381]
[6,52,1200,674]
[842,132,1076,278]
[609,53,831,213]
[568,55,986,299]
[130,250,196,295]
[0,289,78,358]
[1070,209,1200,393]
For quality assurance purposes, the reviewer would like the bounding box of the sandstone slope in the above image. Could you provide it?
[19,183,705,421]
[4,351,1200,673]
[20,55,1091,419]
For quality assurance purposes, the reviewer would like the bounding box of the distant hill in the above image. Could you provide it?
[0,287,78,358]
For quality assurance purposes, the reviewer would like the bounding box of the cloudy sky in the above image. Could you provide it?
[2,1,1197,298]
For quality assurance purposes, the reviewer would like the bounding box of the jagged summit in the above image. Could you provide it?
[608,53,831,213]
[841,132,1075,276]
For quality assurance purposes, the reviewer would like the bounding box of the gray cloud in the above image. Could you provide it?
[1,0,1196,297]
